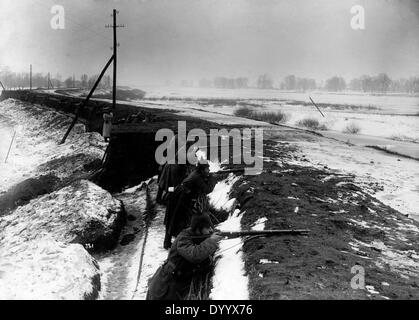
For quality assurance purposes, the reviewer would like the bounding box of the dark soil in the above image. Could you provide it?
[232,137,419,299]
[0,174,60,215]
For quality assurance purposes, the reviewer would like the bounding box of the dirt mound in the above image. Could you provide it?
[0,174,60,215]
[232,139,419,299]
[0,180,126,252]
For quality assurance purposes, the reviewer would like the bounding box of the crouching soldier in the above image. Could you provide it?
[146,214,222,300]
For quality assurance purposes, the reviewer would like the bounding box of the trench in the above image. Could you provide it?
[0,90,247,300]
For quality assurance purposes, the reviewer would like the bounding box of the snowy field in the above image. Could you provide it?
[140,86,419,115]
[137,86,419,156]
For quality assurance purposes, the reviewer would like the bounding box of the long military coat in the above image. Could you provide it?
[146,228,218,300]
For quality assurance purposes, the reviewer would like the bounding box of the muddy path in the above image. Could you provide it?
[95,178,168,300]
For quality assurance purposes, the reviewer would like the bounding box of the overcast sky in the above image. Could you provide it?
[0,0,418,86]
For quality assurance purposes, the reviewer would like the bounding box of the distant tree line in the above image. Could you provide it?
[196,73,419,93]
[0,68,111,90]
[280,75,317,91]
[198,77,249,89]
[281,73,419,93]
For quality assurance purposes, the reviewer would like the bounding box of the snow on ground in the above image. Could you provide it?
[0,99,105,194]
[139,86,419,114]
[210,209,249,300]
[132,203,168,300]
[208,174,240,211]
[0,179,122,300]
[124,87,419,158]
[97,183,149,300]
[350,238,419,281]
[0,180,123,248]
[252,217,267,231]
[0,237,100,300]
[0,180,123,299]
[285,140,419,221]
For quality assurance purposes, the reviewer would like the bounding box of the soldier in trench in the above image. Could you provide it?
[163,161,216,249]
[102,110,113,142]
[157,135,194,205]
[146,213,222,300]
[156,135,201,204]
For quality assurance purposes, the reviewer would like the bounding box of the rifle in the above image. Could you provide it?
[217,229,309,238]
[190,229,309,239]
[213,168,245,175]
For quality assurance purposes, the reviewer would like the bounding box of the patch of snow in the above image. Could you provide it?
[132,204,168,300]
[208,174,240,211]
[259,259,279,264]
[0,99,105,194]
[0,180,122,247]
[348,219,371,229]
[365,285,380,295]
[0,237,100,300]
[251,217,267,231]
[287,139,419,221]
[123,182,146,194]
[210,209,249,300]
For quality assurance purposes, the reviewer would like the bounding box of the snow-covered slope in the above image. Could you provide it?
[0,180,125,300]
[0,238,100,300]
[0,180,124,250]
[0,99,106,194]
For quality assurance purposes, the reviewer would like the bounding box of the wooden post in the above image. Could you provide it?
[112,9,117,111]
[0,80,5,90]
[4,130,16,163]
[106,9,124,111]
[60,55,114,144]
[309,96,325,118]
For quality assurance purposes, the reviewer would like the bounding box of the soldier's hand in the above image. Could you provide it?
[210,233,223,242]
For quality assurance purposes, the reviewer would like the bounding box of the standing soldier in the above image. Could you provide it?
[163,161,216,249]
[146,213,222,300]
[156,135,199,204]
[102,110,113,142]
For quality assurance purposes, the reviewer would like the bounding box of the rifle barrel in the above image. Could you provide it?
[217,229,309,238]
[213,168,245,174]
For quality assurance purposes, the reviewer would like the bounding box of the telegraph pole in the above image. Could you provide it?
[61,10,124,144]
[113,9,117,110]
[106,9,124,111]
[48,72,50,89]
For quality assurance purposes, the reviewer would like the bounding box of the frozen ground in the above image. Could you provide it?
[130,87,419,158]
[1,89,417,300]
[0,180,122,300]
[269,131,419,222]
[0,99,106,194]
[139,86,419,115]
